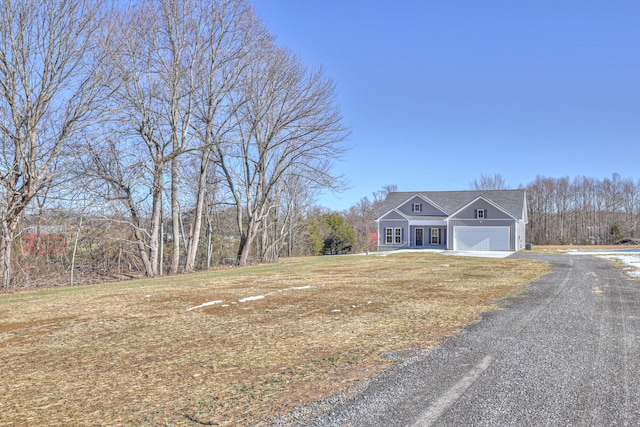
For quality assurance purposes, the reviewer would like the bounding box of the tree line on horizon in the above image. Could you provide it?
[525,173,640,245]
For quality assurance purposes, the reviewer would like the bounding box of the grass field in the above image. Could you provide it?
[0,252,548,426]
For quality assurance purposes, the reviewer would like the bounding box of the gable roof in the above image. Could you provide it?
[376,189,526,220]
[410,194,449,216]
[447,195,518,220]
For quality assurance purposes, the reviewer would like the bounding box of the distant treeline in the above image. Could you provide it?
[526,173,640,245]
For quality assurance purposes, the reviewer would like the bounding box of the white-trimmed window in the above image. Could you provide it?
[385,227,403,244]
[476,209,485,219]
[385,228,393,244]
[431,228,440,244]
[413,203,422,212]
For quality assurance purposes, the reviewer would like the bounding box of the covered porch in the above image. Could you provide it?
[408,218,447,249]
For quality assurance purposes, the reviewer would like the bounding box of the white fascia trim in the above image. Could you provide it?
[377,202,412,220]
[378,208,410,221]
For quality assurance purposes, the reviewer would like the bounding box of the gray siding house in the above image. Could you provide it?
[376,189,527,252]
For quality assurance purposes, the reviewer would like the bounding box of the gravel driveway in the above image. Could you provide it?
[289,253,640,426]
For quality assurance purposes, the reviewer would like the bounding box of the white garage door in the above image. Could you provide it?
[453,226,510,251]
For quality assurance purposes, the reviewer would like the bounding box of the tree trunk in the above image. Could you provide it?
[70,216,83,286]
[148,170,163,276]
[170,156,180,274]
[237,234,251,266]
[0,221,13,288]
[237,214,263,266]
[206,220,213,269]
[184,151,210,272]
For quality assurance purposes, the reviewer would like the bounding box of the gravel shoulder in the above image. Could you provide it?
[282,253,640,426]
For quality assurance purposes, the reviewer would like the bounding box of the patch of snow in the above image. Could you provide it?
[285,285,313,291]
[186,284,315,311]
[238,295,265,303]
[330,309,341,313]
[599,255,640,278]
[572,249,640,255]
[186,300,224,311]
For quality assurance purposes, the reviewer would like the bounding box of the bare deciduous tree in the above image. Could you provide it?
[257,172,314,262]
[342,184,398,253]
[183,0,260,272]
[0,0,109,287]
[101,0,209,276]
[99,3,169,277]
[217,45,349,265]
[471,173,508,190]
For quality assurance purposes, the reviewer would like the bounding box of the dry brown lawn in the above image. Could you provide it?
[0,252,548,426]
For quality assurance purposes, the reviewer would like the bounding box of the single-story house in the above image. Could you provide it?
[376,189,527,252]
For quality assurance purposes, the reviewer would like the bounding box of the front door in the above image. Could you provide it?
[415,228,423,246]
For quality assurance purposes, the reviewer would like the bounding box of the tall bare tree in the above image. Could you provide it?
[99,3,169,277]
[0,0,109,287]
[183,0,260,272]
[156,0,205,274]
[217,45,348,265]
[101,0,210,275]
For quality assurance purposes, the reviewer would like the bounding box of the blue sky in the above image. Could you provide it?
[253,1,640,211]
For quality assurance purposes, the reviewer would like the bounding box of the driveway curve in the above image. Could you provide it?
[301,253,640,426]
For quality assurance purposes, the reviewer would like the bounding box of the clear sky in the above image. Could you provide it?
[253,1,640,211]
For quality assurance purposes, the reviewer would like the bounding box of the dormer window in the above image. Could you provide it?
[476,209,485,219]
[413,203,422,212]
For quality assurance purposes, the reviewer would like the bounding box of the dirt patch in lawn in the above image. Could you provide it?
[0,252,548,426]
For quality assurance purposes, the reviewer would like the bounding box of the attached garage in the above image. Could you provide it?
[453,226,510,251]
